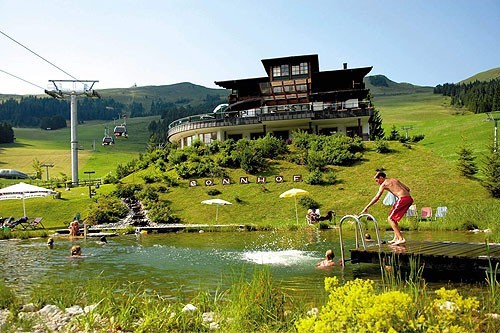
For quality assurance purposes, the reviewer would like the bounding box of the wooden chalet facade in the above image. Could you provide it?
[167,54,374,147]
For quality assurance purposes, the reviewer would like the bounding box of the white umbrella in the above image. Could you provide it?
[201,198,232,223]
[279,188,309,224]
[0,182,56,217]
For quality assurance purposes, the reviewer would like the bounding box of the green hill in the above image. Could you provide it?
[97,82,228,111]
[364,75,433,96]
[459,67,500,84]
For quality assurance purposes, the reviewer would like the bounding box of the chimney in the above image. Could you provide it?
[343,63,348,69]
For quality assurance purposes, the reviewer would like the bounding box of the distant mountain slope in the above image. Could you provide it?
[98,82,228,108]
[459,67,500,84]
[364,75,433,96]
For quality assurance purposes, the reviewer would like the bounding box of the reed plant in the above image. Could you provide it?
[0,281,18,310]
[0,229,49,240]
[1,266,499,332]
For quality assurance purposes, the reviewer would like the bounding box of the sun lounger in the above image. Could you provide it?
[29,217,45,229]
[406,204,418,220]
[435,206,448,220]
[420,207,433,221]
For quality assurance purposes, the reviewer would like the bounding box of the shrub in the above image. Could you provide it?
[252,134,289,159]
[304,169,323,185]
[387,125,400,141]
[375,138,391,153]
[411,134,425,142]
[86,195,129,225]
[147,202,179,224]
[296,277,481,333]
[102,171,119,184]
[324,170,338,185]
[298,196,320,209]
[207,189,221,196]
[112,183,142,199]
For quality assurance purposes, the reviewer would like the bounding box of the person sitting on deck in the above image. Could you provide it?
[316,249,336,268]
[68,220,79,237]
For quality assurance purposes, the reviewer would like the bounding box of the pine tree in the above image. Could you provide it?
[368,108,384,140]
[456,144,478,177]
[482,148,500,198]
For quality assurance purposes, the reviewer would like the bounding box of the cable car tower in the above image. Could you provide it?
[45,80,100,184]
[486,111,500,152]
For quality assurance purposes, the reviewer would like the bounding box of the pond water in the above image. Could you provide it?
[0,229,490,300]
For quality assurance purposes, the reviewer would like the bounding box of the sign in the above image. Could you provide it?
[189,174,302,187]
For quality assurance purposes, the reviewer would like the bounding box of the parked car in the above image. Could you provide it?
[0,169,30,179]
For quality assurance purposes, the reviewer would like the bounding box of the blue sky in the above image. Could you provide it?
[1,0,499,95]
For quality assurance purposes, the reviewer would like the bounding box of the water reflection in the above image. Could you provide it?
[0,230,489,300]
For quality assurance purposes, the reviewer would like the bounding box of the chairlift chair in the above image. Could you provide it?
[102,127,115,145]
[102,136,114,145]
[113,125,128,138]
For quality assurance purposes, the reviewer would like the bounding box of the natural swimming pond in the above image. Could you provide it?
[0,229,490,300]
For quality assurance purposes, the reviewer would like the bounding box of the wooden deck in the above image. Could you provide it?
[350,240,500,280]
[55,224,248,235]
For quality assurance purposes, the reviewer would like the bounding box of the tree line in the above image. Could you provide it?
[434,79,500,113]
[0,96,131,129]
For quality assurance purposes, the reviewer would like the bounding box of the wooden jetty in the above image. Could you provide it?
[55,224,248,235]
[350,240,500,280]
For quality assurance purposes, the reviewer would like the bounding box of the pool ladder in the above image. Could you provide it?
[338,213,382,267]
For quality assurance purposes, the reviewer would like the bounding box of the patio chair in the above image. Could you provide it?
[29,217,45,229]
[435,206,448,220]
[420,207,433,221]
[306,209,320,225]
[406,204,418,220]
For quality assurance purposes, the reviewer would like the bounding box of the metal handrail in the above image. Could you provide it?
[338,213,381,268]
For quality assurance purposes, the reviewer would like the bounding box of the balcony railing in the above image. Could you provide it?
[167,101,372,138]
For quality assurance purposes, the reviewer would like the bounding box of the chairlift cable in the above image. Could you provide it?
[0,68,45,91]
[0,29,79,81]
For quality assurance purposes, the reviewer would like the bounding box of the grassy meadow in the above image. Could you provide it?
[0,92,498,235]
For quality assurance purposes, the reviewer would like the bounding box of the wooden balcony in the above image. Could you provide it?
[167,101,373,139]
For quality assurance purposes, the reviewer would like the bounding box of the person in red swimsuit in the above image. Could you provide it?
[361,171,413,245]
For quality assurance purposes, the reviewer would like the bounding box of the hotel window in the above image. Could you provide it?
[272,66,281,78]
[284,85,294,93]
[273,86,283,93]
[272,65,290,79]
[281,65,289,77]
[203,132,217,145]
[292,62,309,76]
[300,62,308,74]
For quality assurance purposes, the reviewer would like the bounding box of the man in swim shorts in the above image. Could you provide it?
[361,171,413,245]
